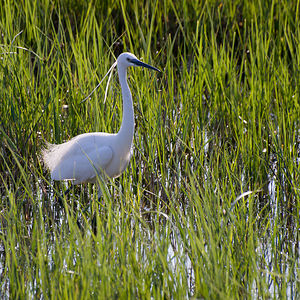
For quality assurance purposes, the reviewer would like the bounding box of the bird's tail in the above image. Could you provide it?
[41,142,59,171]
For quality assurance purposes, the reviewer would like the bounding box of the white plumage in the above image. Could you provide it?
[42,52,159,194]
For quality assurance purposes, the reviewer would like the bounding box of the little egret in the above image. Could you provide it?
[42,52,159,196]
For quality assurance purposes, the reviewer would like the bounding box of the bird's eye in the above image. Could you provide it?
[126,58,131,62]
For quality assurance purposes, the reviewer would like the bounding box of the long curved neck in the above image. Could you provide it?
[117,65,134,150]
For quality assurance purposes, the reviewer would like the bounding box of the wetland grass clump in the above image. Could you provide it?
[0,0,299,298]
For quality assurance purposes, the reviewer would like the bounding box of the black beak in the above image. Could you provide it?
[130,58,160,72]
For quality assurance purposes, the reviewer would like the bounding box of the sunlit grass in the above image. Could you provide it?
[0,0,299,298]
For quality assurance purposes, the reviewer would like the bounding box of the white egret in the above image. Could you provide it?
[42,52,159,196]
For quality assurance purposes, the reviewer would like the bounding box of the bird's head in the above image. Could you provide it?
[117,52,160,72]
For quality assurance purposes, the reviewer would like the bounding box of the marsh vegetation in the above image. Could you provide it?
[0,0,299,298]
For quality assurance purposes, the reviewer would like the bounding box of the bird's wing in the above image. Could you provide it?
[87,145,113,170]
[50,143,113,183]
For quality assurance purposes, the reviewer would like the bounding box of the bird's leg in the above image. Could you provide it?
[97,182,103,200]
[56,186,71,207]
[95,171,106,200]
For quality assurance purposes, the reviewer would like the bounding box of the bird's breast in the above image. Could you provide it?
[104,147,132,178]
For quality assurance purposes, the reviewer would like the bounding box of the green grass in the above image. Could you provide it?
[0,0,299,298]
